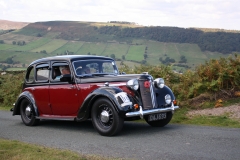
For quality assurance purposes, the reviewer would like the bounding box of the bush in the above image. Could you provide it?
[0,72,24,107]
[120,54,240,103]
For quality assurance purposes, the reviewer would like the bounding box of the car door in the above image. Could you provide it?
[49,61,80,115]
[24,63,52,115]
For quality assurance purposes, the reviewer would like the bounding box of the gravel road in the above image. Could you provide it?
[1,110,240,160]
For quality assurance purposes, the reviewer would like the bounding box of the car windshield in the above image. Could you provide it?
[72,59,119,76]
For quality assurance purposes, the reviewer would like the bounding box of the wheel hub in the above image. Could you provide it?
[25,106,31,117]
[100,110,109,123]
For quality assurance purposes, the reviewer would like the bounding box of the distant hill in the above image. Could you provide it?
[15,21,240,54]
[0,20,29,30]
[0,20,239,72]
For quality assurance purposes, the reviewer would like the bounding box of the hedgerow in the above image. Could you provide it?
[0,54,239,108]
[0,71,24,107]
[119,54,240,106]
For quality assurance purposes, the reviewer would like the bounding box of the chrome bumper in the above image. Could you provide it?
[125,103,179,119]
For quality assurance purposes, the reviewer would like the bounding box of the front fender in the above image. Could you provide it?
[155,85,175,107]
[77,87,132,121]
[13,91,39,116]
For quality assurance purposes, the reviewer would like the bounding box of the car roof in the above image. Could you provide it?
[29,55,114,66]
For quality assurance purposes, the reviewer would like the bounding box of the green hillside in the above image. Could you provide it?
[0,21,237,72]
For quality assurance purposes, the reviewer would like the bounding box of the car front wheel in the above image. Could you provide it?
[144,112,173,127]
[20,99,39,126]
[91,98,123,136]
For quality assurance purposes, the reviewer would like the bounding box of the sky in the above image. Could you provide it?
[0,0,240,30]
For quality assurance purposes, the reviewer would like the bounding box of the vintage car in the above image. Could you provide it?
[12,55,179,136]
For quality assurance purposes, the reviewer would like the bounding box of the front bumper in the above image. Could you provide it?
[125,103,179,119]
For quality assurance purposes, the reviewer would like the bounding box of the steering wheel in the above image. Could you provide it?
[75,66,82,75]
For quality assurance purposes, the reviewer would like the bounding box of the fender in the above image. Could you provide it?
[154,85,175,107]
[13,91,39,117]
[76,87,132,121]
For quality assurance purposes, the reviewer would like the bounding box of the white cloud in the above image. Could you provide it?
[0,0,7,9]
[0,0,240,30]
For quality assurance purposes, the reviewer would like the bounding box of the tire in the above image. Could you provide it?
[20,99,39,126]
[144,112,173,127]
[91,98,123,136]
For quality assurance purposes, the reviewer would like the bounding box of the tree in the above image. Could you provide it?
[144,54,148,59]
[122,55,125,60]
[40,50,47,54]
[179,55,187,63]
[0,40,4,44]
[5,57,13,64]
[12,41,16,45]
[37,33,42,37]
[141,60,147,64]
[110,54,115,59]
[17,41,22,46]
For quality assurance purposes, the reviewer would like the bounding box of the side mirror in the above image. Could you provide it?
[60,74,72,82]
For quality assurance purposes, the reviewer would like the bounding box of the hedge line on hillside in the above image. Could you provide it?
[1,55,240,108]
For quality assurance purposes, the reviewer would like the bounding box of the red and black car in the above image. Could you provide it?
[12,55,179,136]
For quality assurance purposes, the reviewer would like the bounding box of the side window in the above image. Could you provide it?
[36,63,49,82]
[51,62,70,81]
[26,66,34,83]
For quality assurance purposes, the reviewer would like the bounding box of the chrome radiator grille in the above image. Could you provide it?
[139,80,157,110]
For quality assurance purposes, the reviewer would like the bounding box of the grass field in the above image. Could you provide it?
[101,43,129,58]
[126,45,145,61]
[0,44,15,50]
[1,31,237,71]
[51,41,85,55]
[30,39,68,53]
[8,38,51,51]
[0,138,107,160]
[76,42,106,55]
[0,32,39,44]
[6,67,26,71]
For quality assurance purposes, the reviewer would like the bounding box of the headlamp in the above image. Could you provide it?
[127,79,139,91]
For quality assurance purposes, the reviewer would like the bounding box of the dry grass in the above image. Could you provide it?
[0,138,117,160]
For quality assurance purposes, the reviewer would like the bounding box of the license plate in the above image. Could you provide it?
[148,113,167,121]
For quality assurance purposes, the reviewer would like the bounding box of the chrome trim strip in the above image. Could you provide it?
[126,104,179,118]
[36,116,75,121]
[150,81,157,108]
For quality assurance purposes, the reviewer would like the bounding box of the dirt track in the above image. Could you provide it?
[187,103,240,120]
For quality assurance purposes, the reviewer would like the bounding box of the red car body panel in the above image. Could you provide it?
[49,84,80,115]
[24,86,52,115]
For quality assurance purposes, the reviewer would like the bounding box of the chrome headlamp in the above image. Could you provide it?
[127,79,139,91]
[165,94,172,104]
[154,78,165,88]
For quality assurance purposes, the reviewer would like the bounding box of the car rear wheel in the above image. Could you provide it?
[144,112,173,127]
[91,98,123,136]
[20,99,39,126]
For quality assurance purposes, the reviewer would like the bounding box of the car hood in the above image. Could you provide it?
[77,74,153,84]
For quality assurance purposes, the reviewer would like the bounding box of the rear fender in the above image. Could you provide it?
[13,91,39,116]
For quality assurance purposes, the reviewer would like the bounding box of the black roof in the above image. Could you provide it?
[29,55,114,66]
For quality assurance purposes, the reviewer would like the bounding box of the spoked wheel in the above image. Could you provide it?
[20,99,39,126]
[144,112,173,127]
[91,98,123,136]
